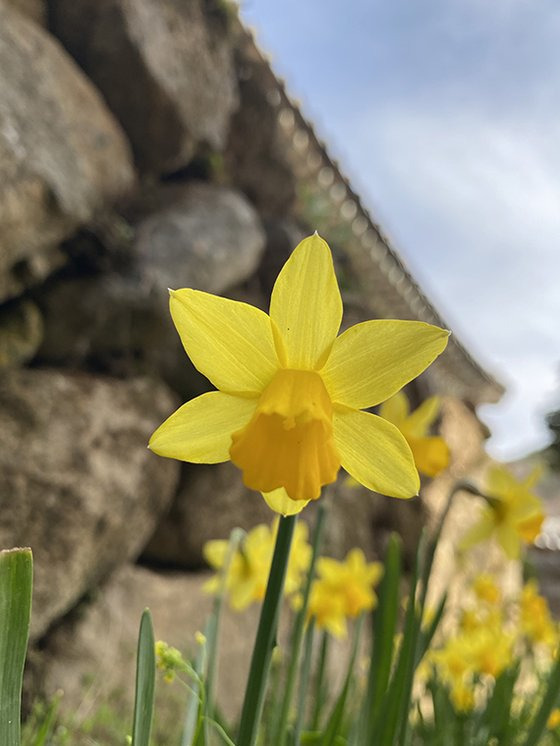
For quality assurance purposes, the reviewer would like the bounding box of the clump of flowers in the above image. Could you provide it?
[425,572,559,719]
[203,520,311,610]
[460,464,545,559]
[155,640,190,683]
[379,391,450,477]
[149,233,449,514]
[305,548,383,638]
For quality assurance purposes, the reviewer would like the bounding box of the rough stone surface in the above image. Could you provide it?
[0,3,134,303]
[36,182,265,396]
[4,0,45,24]
[131,181,266,295]
[0,299,43,368]
[225,35,296,215]
[50,0,238,173]
[0,369,180,639]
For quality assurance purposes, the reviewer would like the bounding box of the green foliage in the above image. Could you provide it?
[0,548,33,746]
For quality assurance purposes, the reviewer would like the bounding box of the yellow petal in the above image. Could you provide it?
[269,234,342,369]
[459,512,495,553]
[333,408,420,499]
[321,320,449,409]
[486,465,516,499]
[149,392,256,463]
[262,488,310,516]
[517,511,544,543]
[404,396,442,438]
[408,435,450,477]
[170,289,278,394]
[202,539,229,570]
[379,390,409,426]
[496,523,521,560]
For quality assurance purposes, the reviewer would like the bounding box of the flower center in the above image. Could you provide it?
[229,369,340,501]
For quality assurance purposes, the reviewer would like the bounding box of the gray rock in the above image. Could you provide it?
[0,299,43,368]
[0,3,134,303]
[36,183,266,397]
[132,181,266,295]
[0,369,180,639]
[50,0,238,173]
[3,0,45,25]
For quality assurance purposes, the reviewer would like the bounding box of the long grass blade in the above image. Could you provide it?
[132,608,156,746]
[0,547,33,746]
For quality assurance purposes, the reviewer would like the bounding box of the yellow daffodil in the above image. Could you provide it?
[460,464,545,560]
[520,580,557,649]
[307,548,383,638]
[149,234,449,513]
[472,573,502,606]
[379,391,450,477]
[548,708,560,730]
[203,520,311,611]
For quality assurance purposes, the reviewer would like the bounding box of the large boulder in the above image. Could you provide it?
[50,0,238,173]
[0,369,180,639]
[36,183,266,397]
[0,3,134,303]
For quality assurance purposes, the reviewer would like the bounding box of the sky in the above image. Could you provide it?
[241,0,560,460]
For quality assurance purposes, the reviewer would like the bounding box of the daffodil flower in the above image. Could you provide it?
[149,234,449,514]
[379,391,450,477]
[306,548,383,638]
[460,464,545,559]
[203,520,311,611]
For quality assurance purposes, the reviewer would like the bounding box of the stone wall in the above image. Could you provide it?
[0,0,490,727]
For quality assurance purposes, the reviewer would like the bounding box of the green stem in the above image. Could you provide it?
[275,501,328,746]
[311,630,330,731]
[293,618,316,744]
[237,515,297,746]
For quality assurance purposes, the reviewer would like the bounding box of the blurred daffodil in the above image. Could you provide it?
[379,391,450,477]
[149,234,449,513]
[520,580,557,649]
[460,465,545,559]
[307,548,383,638]
[203,520,311,611]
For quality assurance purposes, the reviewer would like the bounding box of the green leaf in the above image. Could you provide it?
[523,650,560,746]
[323,615,364,746]
[132,608,156,746]
[0,547,33,746]
[361,533,402,741]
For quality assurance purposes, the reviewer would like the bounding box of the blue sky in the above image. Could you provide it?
[241,0,560,460]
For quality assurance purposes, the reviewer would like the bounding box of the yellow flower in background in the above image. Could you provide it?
[149,234,449,514]
[307,548,383,638]
[548,709,560,730]
[520,580,557,649]
[460,464,545,559]
[203,520,311,611]
[472,573,502,606]
[379,391,450,477]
